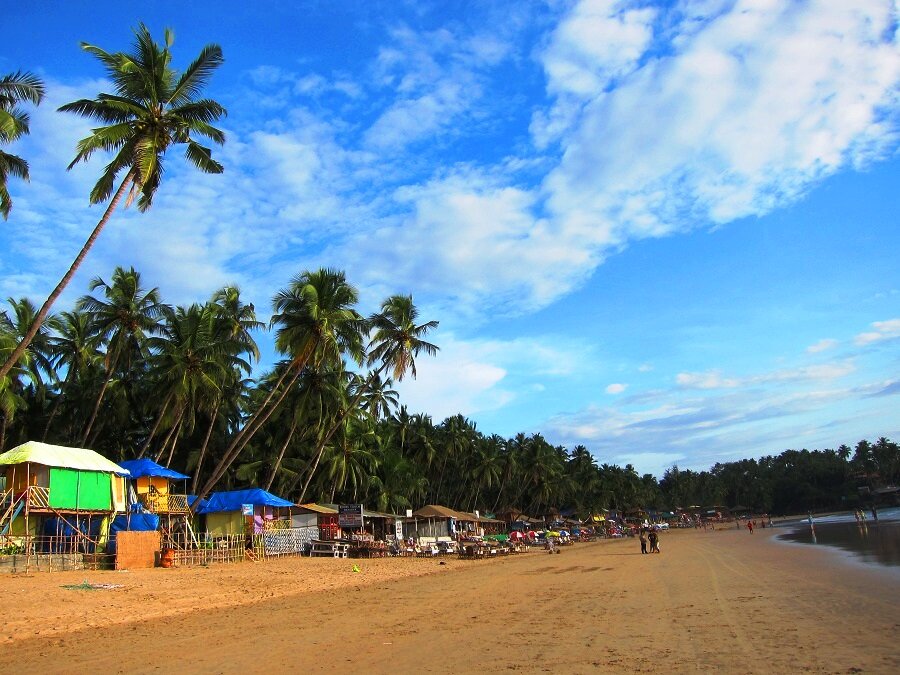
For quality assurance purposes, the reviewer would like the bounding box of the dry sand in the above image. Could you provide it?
[1,527,898,673]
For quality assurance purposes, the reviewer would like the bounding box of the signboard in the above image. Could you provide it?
[241,503,254,516]
[394,519,403,541]
[339,504,364,529]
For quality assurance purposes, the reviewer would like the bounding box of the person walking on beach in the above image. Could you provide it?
[747,520,754,534]
[639,529,647,554]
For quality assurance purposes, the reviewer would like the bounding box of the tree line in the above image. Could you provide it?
[0,265,896,517]
[2,27,897,518]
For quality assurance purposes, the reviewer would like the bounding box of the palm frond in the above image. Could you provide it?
[0,150,29,181]
[170,45,224,106]
[184,141,224,174]
[0,71,46,105]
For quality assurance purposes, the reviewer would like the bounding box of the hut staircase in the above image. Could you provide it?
[1,489,26,536]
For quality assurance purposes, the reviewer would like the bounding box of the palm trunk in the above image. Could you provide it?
[163,407,187,467]
[290,364,387,502]
[194,359,308,509]
[264,418,297,492]
[81,348,120,447]
[42,369,75,442]
[0,415,6,451]
[138,391,175,458]
[192,402,219,491]
[0,172,135,383]
[154,404,185,463]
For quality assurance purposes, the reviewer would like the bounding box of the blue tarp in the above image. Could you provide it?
[119,458,190,480]
[41,516,103,552]
[197,488,294,514]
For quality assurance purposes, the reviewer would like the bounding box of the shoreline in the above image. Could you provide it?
[2,527,898,673]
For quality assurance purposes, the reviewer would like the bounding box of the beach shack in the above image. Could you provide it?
[293,503,340,551]
[117,458,195,553]
[197,488,301,558]
[0,441,129,571]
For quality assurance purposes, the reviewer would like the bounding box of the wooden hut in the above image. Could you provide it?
[0,441,129,571]
[118,458,195,549]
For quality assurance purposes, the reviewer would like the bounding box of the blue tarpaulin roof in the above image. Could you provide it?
[119,458,190,480]
[197,488,294,513]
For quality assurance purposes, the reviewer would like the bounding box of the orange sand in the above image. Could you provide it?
[1,527,897,673]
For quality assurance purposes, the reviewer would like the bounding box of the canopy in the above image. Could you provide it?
[197,488,294,513]
[0,441,129,475]
[119,458,189,480]
[413,505,471,520]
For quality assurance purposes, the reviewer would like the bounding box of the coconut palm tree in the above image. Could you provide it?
[76,266,167,445]
[43,310,102,442]
[0,25,226,383]
[196,268,365,506]
[0,70,45,219]
[294,294,438,503]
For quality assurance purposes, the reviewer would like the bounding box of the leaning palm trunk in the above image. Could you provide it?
[293,364,387,503]
[154,404,185,464]
[138,391,175,457]
[163,407,186,467]
[192,401,219,491]
[265,418,297,492]
[81,350,120,447]
[0,172,135,384]
[195,355,310,508]
[42,369,75,442]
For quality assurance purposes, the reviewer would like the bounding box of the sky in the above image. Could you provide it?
[2,0,898,477]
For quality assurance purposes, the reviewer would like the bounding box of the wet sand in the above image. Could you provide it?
[1,527,898,673]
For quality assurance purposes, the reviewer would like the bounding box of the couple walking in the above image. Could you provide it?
[639,528,660,554]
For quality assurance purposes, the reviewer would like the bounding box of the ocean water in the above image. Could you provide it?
[776,506,900,569]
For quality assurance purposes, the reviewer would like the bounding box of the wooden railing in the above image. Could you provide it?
[138,493,190,514]
[27,485,50,508]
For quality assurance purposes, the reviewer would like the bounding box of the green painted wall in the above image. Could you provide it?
[48,468,112,511]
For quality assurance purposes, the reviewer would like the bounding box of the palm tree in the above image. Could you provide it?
[0,25,226,383]
[196,268,365,506]
[43,310,102,442]
[294,294,438,503]
[76,266,167,445]
[357,373,399,421]
[0,70,45,219]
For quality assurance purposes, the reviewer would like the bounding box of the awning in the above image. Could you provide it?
[198,488,294,513]
[119,458,189,480]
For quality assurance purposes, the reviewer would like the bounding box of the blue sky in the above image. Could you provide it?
[3,1,898,476]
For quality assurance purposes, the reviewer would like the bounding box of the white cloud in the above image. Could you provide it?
[606,383,627,394]
[854,318,900,345]
[676,370,740,390]
[807,338,838,354]
[394,332,596,419]
[538,0,899,303]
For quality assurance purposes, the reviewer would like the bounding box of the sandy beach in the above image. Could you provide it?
[1,527,897,674]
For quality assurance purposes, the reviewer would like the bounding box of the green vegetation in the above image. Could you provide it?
[0,267,896,516]
[0,24,226,384]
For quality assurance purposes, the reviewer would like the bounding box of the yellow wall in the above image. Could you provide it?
[206,512,244,536]
[111,476,126,512]
[135,476,170,495]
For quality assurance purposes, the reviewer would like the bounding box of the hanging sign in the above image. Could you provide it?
[241,504,254,516]
[339,504,364,529]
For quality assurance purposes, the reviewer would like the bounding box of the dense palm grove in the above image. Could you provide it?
[0,268,897,517]
[1,29,897,519]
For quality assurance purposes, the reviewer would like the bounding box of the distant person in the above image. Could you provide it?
[639,529,647,554]
[871,506,878,522]
[648,529,660,553]
[747,521,754,534]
